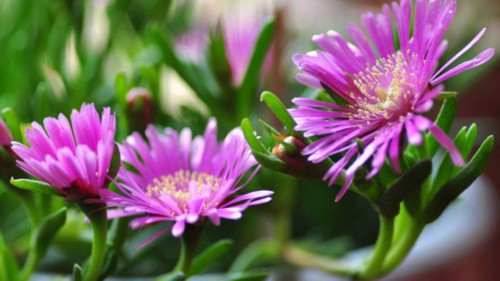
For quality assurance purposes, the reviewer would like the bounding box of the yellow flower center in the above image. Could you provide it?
[146,170,223,202]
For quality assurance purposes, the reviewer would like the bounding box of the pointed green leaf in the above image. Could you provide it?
[0,232,19,281]
[10,178,60,197]
[148,26,213,105]
[436,91,458,100]
[432,127,467,193]
[208,23,234,91]
[260,91,299,136]
[426,97,457,156]
[35,207,67,257]
[188,239,233,276]
[1,108,22,143]
[73,264,83,281]
[155,271,185,281]
[320,82,350,106]
[104,143,121,188]
[227,272,269,281]
[241,119,269,155]
[114,72,129,109]
[381,160,431,217]
[253,151,288,172]
[424,136,494,223]
[229,240,277,273]
[237,19,276,119]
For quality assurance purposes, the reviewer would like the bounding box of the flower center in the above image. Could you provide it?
[350,52,416,121]
[146,170,222,202]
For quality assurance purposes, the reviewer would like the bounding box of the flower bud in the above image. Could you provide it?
[0,119,12,148]
[126,88,154,133]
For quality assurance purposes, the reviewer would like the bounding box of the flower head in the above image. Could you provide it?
[12,104,116,200]
[291,0,494,201]
[99,118,272,238]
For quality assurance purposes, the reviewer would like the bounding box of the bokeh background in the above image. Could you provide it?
[0,0,498,280]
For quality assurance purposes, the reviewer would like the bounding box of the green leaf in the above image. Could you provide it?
[73,264,83,281]
[423,136,494,223]
[114,72,130,109]
[380,160,432,217]
[237,19,276,119]
[155,271,185,281]
[208,23,234,92]
[426,97,457,156]
[320,82,350,106]
[148,26,213,107]
[253,151,288,172]
[229,240,277,273]
[1,108,22,143]
[34,207,67,258]
[260,91,299,136]
[188,239,233,276]
[0,232,19,281]
[226,272,269,281]
[104,143,121,188]
[10,178,60,197]
[432,127,467,193]
[436,91,458,100]
[241,119,269,155]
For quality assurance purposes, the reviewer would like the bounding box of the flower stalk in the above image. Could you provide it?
[174,223,205,275]
[79,203,108,281]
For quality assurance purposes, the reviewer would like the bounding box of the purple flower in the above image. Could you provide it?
[99,118,272,239]
[224,17,272,86]
[290,0,494,201]
[12,104,116,200]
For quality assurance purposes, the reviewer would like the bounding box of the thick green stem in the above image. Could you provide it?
[174,223,204,275]
[358,216,395,279]
[79,203,108,281]
[381,218,424,275]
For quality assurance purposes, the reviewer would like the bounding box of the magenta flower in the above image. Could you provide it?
[224,17,272,86]
[12,104,116,200]
[99,119,272,239]
[291,0,494,201]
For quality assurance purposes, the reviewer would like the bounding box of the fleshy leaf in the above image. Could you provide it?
[34,207,67,258]
[227,272,269,281]
[380,160,432,217]
[423,136,494,223]
[253,151,288,172]
[237,19,276,119]
[104,143,121,188]
[260,91,299,136]
[0,232,19,281]
[73,264,83,281]
[188,239,233,276]
[10,178,60,197]
[426,97,457,156]
[241,119,269,155]
[156,271,185,281]
[320,82,350,106]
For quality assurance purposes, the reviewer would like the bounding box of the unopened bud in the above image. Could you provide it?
[272,135,308,169]
[126,88,154,132]
[0,119,12,147]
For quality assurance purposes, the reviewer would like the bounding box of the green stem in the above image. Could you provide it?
[19,193,42,281]
[381,218,424,275]
[79,203,108,281]
[174,223,204,275]
[358,216,395,279]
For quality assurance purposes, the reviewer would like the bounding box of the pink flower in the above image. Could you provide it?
[12,104,116,200]
[290,0,494,201]
[99,119,272,239]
